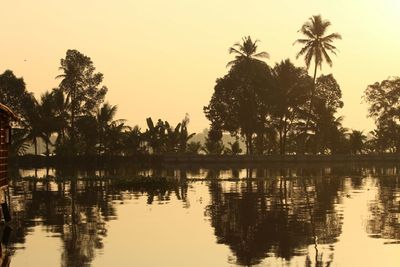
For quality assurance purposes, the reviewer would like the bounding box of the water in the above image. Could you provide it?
[3,164,400,266]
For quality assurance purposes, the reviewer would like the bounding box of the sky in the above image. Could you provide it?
[1,0,400,133]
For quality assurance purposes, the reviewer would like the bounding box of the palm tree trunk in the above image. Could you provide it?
[304,62,318,152]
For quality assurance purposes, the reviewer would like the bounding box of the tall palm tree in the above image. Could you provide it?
[227,36,269,67]
[294,15,341,133]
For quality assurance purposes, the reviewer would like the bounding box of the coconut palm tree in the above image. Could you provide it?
[349,130,367,154]
[227,36,269,67]
[224,36,270,154]
[294,15,341,133]
[96,103,124,154]
[16,94,45,156]
[187,141,202,154]
[39,91,63,157]
[122,125,144,155]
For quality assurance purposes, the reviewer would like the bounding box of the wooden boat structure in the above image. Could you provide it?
[0,103,17,223]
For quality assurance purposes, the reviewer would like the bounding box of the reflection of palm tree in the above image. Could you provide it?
[206,175,342,266]
[9,172,190,266]
[227,36,269,67]
[294,15,341,135]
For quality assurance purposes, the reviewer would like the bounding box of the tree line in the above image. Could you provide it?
[0,15,398,157]
[203,15,394,155]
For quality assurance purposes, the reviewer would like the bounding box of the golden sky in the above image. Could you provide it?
[1,0,400,133]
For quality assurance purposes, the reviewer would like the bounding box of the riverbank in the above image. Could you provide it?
[10,153,400,168]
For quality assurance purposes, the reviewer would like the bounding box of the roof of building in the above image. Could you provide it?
[0,103,18,120]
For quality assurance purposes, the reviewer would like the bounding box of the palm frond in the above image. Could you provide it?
[293,39,311,45]
[299,26,315,39]
[321,48,333,67]
[304,47,314,69]
[253,51,269,58]
[322,32,342,42]
[228,47,244,56]
[296,42,313,59]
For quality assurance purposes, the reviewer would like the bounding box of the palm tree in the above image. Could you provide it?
[96,103,123,155]
[349,130,367,154]
[294,15,341,133]
[122,125,144,155]
[227,36,269,67]
[187,141,202,154]
[19,95,44,156]
[56,54,82,147]
[104,121,128,155]
[39,91,61,157]
[226,36,269,154]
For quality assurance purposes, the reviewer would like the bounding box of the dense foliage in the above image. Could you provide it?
[1,15,396,157]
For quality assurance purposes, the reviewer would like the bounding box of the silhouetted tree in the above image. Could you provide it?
[294,15,341,136]
[310,103,347,154]
[144,116,195,154]
[186,141,202,154]
[270,59,312,154]
[0,70,33,119]
[205,36,272,154]
[44,88,70,148]
[0,70,40,155]
[57,49,108,154]
[224,139,243,155]
[202,127,224,155]
[75,115,98,155]
[122,125,144,155]
[96,103,122,154]
[227,36,269,67]
[176,114,195,153]
[349,130,366,154]
[364,78,400,152]
[39,91,62,156]
[20,95,44,156]
[104,120,127,156]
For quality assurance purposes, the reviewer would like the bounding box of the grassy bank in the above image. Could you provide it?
[9,153,400,169]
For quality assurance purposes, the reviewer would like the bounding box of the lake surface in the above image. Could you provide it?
[3,164,400,266]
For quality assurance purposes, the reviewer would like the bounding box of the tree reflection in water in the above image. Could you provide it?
[367,176,400,241]
[6,164,400,267]
[7,169,188,267]
[205,170,344,266]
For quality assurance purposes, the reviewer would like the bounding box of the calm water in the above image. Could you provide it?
[2,164,400,266]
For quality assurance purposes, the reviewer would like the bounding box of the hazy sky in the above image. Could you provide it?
[1,0,400,133]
